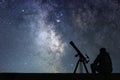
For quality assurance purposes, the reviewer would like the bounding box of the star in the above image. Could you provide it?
[56,19,61,23]
[22,9,25,13]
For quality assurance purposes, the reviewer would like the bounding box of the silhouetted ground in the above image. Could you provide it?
[0,73,120,80]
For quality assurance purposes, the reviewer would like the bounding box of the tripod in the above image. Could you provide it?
[74,57,89,73]
[69,41,89,73]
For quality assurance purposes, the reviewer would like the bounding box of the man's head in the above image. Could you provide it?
[100,48,106,53]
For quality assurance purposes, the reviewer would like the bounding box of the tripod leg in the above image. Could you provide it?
[83,61,89,73]
[74,60,80,73]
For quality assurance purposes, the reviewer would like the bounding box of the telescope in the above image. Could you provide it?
[70,41,89,73]
[70,41,89,63]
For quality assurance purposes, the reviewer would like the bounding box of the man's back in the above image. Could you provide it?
[91,48,112,73]
[96,52,112,73]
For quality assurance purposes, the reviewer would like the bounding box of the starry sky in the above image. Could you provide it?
[0,0,120,73]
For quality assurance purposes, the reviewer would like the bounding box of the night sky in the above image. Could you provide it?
[0,0,120,73]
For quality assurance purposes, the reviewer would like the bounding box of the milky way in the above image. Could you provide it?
[0,0,120,73]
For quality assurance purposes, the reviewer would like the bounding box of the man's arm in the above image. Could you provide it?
[94,54,101,66]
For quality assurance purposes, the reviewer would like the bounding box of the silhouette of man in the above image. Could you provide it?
[91,48,112,74]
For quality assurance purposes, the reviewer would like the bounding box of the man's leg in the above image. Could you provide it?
[91,63,96,74]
